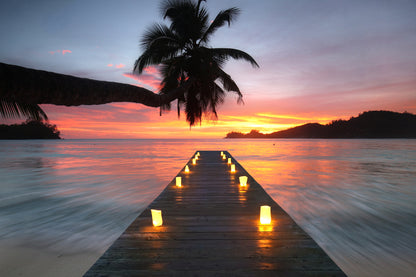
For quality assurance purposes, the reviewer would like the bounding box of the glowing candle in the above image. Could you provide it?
[192,158,196,165]
[222,155,226,160]
[239,176,248,187]
[176,176,182,187]
[184,165,189,173]
[231,164,236,172]
[196,152,200,157]
[151,209,163,227]
[260,205,271,225]
[220,151,223,156]
[227,158,231,164]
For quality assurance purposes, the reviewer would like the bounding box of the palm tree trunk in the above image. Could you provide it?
[0,62,184,107]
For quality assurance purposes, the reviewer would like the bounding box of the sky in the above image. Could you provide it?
[1,0,415,138]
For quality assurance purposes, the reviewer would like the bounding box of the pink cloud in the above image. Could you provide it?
[116,63,125,69]
[107,64,113,67]
[144,66,159,75]
[49,49,72,55]
[123,72,161,91]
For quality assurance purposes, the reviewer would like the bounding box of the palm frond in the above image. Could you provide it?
[216,68,240,92]
[200,7,240,44]
[134,44,181,73]
[161,0,207,44]
[0,100,48,121]
[210,47,259,68]
[140,24,176,49]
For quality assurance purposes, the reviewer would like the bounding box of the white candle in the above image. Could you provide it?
[260,205,271,225]
[151,209,163,227]
[239,176,248,186]
[176,176,182,187]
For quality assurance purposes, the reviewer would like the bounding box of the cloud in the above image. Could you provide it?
[116,63,125,69]
[49,49,72,55]
[107,63,113,67]
[143,65,159,75]
[123,68,162,91]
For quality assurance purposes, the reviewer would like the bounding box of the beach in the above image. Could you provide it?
[0,242,100,277]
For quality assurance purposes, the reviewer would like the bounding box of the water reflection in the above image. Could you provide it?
[0,139,415,277]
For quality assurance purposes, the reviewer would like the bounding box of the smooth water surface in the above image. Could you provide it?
[0,139,415,276]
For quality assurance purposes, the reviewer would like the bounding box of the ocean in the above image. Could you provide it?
[0,139,415,276]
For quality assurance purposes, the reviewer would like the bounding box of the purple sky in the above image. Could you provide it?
[1,0,415,138]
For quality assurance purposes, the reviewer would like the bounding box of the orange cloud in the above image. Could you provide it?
[107,63,113,67]
[116,63,125,68]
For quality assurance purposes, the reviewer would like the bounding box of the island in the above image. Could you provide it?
[226,111,416,139]
[0,120,61,139]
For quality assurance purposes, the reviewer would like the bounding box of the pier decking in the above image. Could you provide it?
[84,151,346,276]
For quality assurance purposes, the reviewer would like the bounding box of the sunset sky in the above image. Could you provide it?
[1,0,415,138]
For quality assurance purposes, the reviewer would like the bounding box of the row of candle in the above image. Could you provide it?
[150,152,201,223]
[151,151,272,227]
[221,151,236,172]
[151,152,200,226]
[151,205,271,227]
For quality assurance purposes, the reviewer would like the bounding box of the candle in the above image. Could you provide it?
[176,176,182,187]
[239,176,248,186]
[260,205,271,225]
[151,209,163,227]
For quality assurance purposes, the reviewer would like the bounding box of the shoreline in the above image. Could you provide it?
[0,241,102,277]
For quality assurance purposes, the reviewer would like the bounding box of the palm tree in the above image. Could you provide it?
[0,62,188,120]
[134,0,259,126]
[0,0,257,126]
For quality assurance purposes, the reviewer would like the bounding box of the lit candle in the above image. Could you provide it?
[239,176,248,187]
[184,165,189,173]
[176,176,182,187]
[227,158,231,164]
[192,158,196,165]
[220,151,223,156]
[260,205,271,225]
[151,209,163,227]
[231,164,236,172]
[222,155,226,160]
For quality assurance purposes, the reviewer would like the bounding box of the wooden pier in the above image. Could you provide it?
[84,151,346,276]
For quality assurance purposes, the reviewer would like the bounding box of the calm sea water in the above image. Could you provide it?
[0,139,415,276]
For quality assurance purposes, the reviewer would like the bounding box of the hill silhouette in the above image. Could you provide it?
[226,111,416,138]
[0,120,61,139]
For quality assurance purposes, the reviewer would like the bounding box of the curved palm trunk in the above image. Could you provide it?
[0,62,184,107]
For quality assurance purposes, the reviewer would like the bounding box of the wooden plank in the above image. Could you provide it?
[84,151,346,276]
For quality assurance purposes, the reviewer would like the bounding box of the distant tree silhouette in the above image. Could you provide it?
[226,111,416,138]
[135,0,259,126]
[0,120,61,139]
